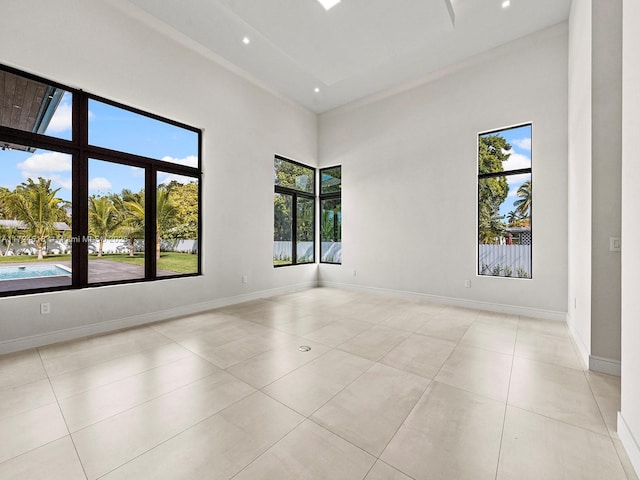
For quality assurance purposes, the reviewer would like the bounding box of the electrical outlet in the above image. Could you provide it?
[242,275,248,284]
[464,280,471,288]
[40,303,51,315]
[610,237,621,252]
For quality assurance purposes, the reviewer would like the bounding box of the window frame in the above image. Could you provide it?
[319,165,342,265]
[477,122,532,279]
[273,155,315,267]
[0,64,202,297]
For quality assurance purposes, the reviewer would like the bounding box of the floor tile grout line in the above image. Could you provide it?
[66,366,239,436]
[37,335,176,379]
[36,347,90,480]
[37,324,165,362]
[49,343,196,401]
[581,366,631,475]
[93,387,264,480]
[493,318,519,480]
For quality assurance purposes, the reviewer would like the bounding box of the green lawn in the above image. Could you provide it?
[0,252,198,274]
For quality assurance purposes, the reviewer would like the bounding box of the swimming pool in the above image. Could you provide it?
[0,264,72,281]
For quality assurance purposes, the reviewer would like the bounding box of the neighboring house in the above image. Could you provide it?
[0,219,71,233]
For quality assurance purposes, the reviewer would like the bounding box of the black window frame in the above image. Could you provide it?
[319,165,342,265]
[273,155,315,267]
[477,122,532,279]
[0,64,202,297]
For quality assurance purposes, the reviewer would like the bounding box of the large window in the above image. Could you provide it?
[274,156,315,266]
[478,124,532,279]
[0,65,201,296]
[320,166,341,264]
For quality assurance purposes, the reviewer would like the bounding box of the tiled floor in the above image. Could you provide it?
[0,287,637,479]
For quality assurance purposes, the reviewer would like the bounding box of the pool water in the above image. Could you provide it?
[0,264,72,280]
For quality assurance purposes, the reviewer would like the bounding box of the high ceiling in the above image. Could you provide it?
[121,0,572,113]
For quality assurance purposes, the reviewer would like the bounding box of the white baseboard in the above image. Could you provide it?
[618,412,640,478]
[318,281,567,321]
[0,281,316,355]
[589,355,621,376]
[567,314,590,369]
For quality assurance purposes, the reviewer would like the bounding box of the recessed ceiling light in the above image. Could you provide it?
[317,0,341,11]
[314,87,320,93]
[502,0,510,7]
[242,37,250,45]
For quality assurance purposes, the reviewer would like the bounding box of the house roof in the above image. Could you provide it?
[0,219,71,231]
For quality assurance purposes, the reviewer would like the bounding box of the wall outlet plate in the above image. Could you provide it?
[610,237,621,252]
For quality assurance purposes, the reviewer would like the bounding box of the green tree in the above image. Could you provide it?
[8,178,64,260]
[164,181,198,239]
[506,210,519,226]
[478,135,511,244]
[156,186,178,260]
[88,196,121,257]
[514,180,532,219]
[114,190,145,257]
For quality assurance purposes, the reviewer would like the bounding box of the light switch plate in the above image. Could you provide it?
[610,237,621,252]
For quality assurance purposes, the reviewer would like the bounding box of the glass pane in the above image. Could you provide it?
[274,193,292,266]
[0,143,72,293]
[275,157,315,194]
[88,99,198,165]
[0,70,72,140]
[157,173,199,276]
[87,159,145,283]
[478,173,531,278]
[479,124,531,174]
[321,166,341,194]
[320,198,341,263]
[296,197,314,264]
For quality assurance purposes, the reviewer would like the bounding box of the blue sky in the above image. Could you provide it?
[0,93,198,202]
[480,124,532,220]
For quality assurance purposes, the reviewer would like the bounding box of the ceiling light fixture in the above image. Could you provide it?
[317,0,341,11]
[502,0,510,7]
[314,87,320,93]
[242,36,250,45]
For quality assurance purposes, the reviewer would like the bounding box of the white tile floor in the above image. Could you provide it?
[0,287,637,480]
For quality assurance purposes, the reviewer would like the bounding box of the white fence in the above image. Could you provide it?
[273,241,342,263]
[478,244,531,278]
[1,238,198,256]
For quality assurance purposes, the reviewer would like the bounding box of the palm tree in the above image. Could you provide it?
[88,196,121,257]
[513,180,532,219]
[113,191,145,257]
[506,210,519,226]
[8,178,63,260]
[156,187,177,260]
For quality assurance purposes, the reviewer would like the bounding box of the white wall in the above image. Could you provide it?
[567,0,623,373]
[0,0,318,353]
[619,0,640,473]
[591,0,622,366]
[567,0,593,364]
[318,25,568,317]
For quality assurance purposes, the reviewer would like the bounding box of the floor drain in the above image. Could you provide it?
[298,345,311,352]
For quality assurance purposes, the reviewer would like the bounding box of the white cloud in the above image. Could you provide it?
[507,174,530,198]
[161,155,198,167]
[158,172,198,185]
[512,138,531,151]
[46,101,72,133]
[89,177,112,191]
[16,152,72,191]
[51,175,72,190]
[17,152,72,177]
[502,149,531,170]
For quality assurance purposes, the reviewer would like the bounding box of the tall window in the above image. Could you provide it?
[274,156,315,266]
[0,65,201,297]
[478,124,532,279]
[320,166,341,264]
